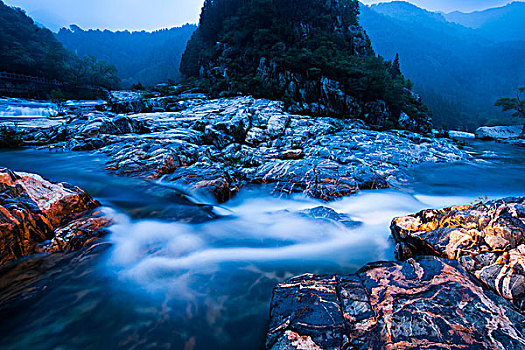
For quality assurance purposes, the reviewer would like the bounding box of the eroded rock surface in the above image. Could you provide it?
[2,96,469,203]
[0,168,111,266]
[392,197,525,311]
[266,256,525,350]
[475,125,524,140]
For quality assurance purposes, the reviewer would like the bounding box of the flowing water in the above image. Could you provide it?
[0,98,106,129]
[0,108,524,349]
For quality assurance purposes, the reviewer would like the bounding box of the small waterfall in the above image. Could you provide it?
[0,99,58,119]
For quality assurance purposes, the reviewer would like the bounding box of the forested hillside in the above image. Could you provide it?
[180,0,431,132]
[0,1,120,96]
[360,1,525,130]
[56,25,196,87]
[445,2,525,42]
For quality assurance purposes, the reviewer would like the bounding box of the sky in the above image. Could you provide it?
[3,0,521,32]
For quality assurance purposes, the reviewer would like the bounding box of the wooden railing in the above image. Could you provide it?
[0,72,63,87]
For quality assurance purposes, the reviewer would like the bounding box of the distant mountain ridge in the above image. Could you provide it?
[56,24,196,87]
[0,1,120,98]
[444,1,525,42]
[360,1,525,130]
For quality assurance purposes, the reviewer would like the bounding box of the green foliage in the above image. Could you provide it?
[495,87,525,119]
[57,24,196,88]
[495,87,525,137]
[50,89,65,103]
[359,2,525,131]
[180,0,423,122]
[131,82,146,91]
[0,1,120,96]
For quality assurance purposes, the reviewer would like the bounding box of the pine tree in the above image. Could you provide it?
[390,53,402,78]
[495,87,525,138]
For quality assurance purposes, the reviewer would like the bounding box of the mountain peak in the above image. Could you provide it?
[445,1,525,31]
[180,0,432,132]
[369,1,447,23]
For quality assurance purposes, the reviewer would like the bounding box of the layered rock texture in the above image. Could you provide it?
[392,197,525,311]
[0,168,111,266]
[181,0,432,132]
[2,96,468,203]
[475,125,525,140]
[266,197,525,349]
[266,256,525,349]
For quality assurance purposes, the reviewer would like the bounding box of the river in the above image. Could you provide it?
[0,103,524,349]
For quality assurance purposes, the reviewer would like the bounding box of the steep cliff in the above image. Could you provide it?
[180,0,432,132]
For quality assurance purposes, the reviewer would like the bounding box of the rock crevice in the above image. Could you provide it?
[266,256,525,349]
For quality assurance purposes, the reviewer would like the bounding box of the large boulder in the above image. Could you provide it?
[392,197,525,311]
[266,256,525,349]
[475,125,524,140]
[0,168,111,266]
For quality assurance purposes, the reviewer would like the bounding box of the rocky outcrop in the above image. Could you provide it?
[392,197,525,311]
[266,256,525,350]
[266,196,525,349]
[181,0,433,133]
[249,58,432,133]
[0,168,111,266]
[3,96,468,203]
[475,125,525,140]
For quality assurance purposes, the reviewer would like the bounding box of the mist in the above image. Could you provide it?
[4,0,521,32]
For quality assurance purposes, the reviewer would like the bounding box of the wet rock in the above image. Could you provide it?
[266,256,525,350]
[280,149,303,160]
[296,206,361,229]
[250,159,387,201]
[475,125,524,140]
[392,197,525,310]
[161,163,237,203]
[449,130,475,139]
[9,96,470,203]
[0,168,111,266]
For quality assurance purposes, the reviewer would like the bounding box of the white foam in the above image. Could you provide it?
[106,188,482,294]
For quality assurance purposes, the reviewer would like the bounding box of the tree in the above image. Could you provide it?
[495,87,525,138]
[389,53,402,78]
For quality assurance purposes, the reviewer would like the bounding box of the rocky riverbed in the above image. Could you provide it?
[267,196,525,349]
[1,94,469,203]
[2,94,523,350]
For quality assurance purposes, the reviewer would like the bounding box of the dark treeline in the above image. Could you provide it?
[360,1,525,131]
[56,25,197,88]
[0,1,120,98]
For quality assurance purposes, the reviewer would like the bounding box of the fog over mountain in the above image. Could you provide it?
[4,0,523,129]
[56,24,196,87]
[4,0,521,32]
[445,1,525,42]
[362,0,520,12]
[360,1,525,130]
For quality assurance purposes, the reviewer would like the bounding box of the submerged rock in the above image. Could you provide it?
[266,256,525,349]
[296,206,361,229]
[392,197,525,311]
[0,168,111,266]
